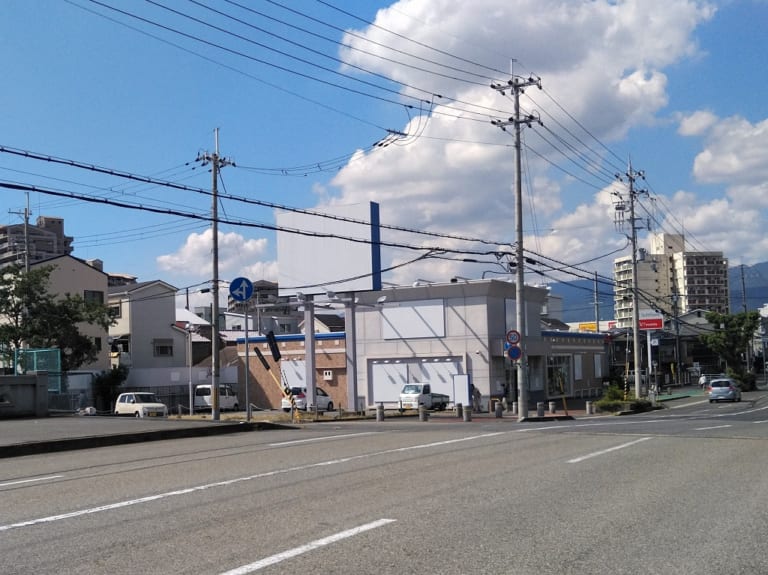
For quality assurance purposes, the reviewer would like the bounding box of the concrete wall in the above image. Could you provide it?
[0,373,49,418]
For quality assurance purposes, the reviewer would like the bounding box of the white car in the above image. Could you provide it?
[114,392,168,418]
[194,384,240,412]
[281,387,334,413]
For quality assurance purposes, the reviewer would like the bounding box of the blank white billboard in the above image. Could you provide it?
[381,300,446,339]
[277,202,381,297]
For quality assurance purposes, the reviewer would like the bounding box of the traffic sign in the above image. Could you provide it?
[507,346,522,360]
[229,277,254,302]
[506,329,521,345]
[638,310,663,330]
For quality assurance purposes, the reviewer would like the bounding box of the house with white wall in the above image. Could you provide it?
[31,254,110,373]
[108,280,187,387]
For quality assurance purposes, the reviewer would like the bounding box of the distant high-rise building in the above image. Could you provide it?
[0,216,73,268]
[613,233,729,328]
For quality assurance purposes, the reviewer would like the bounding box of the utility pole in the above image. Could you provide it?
[9,192,31,272]
[491,74,542,420]
[593,271,600,331]
[614,162,646,398]
[197,129,234,421]
[672,289,682,386]
[740,264,752,371]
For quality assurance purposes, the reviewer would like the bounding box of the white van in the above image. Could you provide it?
[194,384,240,412]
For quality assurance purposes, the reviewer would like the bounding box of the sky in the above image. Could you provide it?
[1,0,767,315]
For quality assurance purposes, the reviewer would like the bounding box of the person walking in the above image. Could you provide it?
[698,373,707,389]
[472,384,482,412]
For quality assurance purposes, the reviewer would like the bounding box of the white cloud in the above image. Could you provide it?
[327,0,720,284]
[678,110,718,136]
[692,116,768,187]
[157,229,277,284]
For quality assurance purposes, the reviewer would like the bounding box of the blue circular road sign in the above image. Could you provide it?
[229,277,254,302]
[507,345,522,361]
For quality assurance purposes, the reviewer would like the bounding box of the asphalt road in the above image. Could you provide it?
[2,395,768,574]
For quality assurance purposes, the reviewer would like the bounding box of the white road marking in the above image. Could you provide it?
[567,437,652,464]
[754,420,768,424]
[0,432,504,532]
[218,518,396,574]
[694,424,732,431]
[269,432,379,446]
[0,475,63,488]
[668,400,710,409]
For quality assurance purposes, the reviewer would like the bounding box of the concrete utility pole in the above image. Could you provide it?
[672,289,682,385]
[594,271,600,331]
[9,191,31,272]
[616,162,646,398]
[197,129,234,421]
[491,74,542,420]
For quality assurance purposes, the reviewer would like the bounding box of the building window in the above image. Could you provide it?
[94,337,102,351]
[153,339,174,357]
[84,290,104,305]
[108,304,121,319]
[547,355,571,396]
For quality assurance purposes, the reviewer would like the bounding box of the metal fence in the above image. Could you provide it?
[128,385,194,415]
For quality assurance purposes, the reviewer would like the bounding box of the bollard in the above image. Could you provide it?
[511,401,518,416]
[585,401,593,415]
[494,401,503,418]
[536,402,545,417]
[463,406,472,422]
[456,403,463,418]
[549,401,556,414]
[418,405,429,422]
[376,403,385,422]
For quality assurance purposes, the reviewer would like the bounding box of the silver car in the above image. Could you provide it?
[708,378,742,403]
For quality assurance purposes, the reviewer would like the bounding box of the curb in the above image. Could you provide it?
[0,420,293,459]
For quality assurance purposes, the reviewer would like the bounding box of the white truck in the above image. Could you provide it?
[399,383,450,411]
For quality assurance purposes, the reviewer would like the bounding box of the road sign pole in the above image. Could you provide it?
[230,277,254,422]
[243,300,250,422]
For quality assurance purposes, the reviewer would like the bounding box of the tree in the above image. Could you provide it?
[92,364,129,412]
[701,310,761,389]
[0,264,113,373]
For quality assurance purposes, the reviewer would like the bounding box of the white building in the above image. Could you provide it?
[614,233,729,328]
[352,279,606,407]
[0,216,73,268]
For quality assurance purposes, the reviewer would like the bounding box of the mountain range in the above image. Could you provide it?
[550,262,768,324]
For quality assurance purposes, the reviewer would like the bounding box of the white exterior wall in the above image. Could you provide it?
[40,256,110,372]
[353,280,548,407]
[109,282,185,374]
[124,365,236,389]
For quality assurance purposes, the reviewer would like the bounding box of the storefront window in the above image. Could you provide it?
[547,355,571,396]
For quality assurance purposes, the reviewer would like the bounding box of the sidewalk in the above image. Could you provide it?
[0,415,288,459]
[0,396,606,459]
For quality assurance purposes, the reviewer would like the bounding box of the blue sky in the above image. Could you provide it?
[2,0,767,313]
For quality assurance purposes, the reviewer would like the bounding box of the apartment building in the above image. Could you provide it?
[0,216,73,268]
[613,233,729,328]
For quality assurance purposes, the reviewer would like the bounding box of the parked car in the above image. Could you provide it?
[114,392,168,418]
[281,387,334,412]
[194,384,240,412]
[708,378,742,403]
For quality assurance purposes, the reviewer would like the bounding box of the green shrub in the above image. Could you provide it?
[595,398,625,413]
[603,384,626,401]
[595,396,654,414]
[629,399,653,412]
